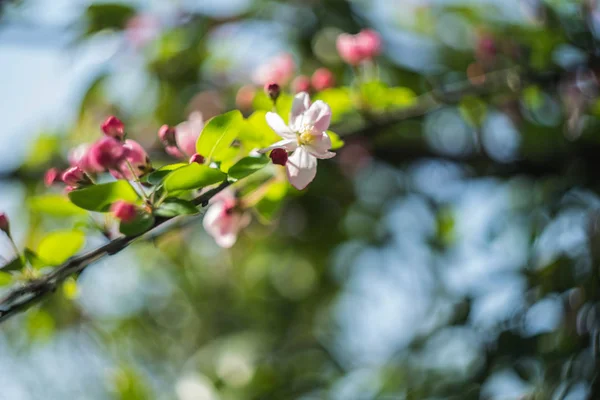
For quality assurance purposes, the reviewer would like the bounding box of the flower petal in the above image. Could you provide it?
[290,92,311,131]
[266,112,295,139]
[304,100,332,133]
[258,139,298,154]
[304,132,336,159]
[286,147,317,190]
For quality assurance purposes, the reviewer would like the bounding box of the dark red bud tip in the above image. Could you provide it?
[101,116,125,139]
[264,82,281,102]
[189,153,205,164]
[158,124,176,146]
[270,148,288,166]
[0,212,9,236]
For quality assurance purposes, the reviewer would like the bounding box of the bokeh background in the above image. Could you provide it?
[2,0,600,399]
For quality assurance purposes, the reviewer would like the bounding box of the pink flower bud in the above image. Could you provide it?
[44,168,61,187]
[64,186,76,194]
[110,201,138,223]
[336,33,364,65]
[270,148,288,166]
[111,139,152,180]
[61,166,90,187]
[158,124,176,146]
[0,212,9,236]
[253,53,296,85]
[292,75,311,94]
[189,153,205,164]
[357,29,381,59]
[311,68,335,91]
[101,116,125,139]
[87,137,126,172]
[175,112,204,157]
[264,82,281,102]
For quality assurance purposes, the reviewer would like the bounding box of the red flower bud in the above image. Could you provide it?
[189,153,205,164]
[292,75,311,94]
[311,68,335,91]
[110,201,138,223]
[44,168,61,187]
[264,82,281,102]
[87,137,126,172]
[158,124,176,146]
[270,148,288,166]
[61,166,91,187]
[0,212,9,236]
[101,116,125,139]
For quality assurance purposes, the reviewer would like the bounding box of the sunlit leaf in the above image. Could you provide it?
[459,95,487,127]
[196,110,244,162]
[255,181,288,223]
[315,88,354,122]
[0,271,12,287]
[29,195,87,217]
[68,181,140,212]
[26,309,55,342]
[327,131,345,150]
[1,257,22,272]
[154,199,198,217]
[23,134,60,170]
[163,163,226,192]
[119,213,155,237]
[146,163,187,185]
[37,230,85,266]
[228,156,270,180]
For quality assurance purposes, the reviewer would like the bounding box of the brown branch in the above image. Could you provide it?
[0,181,230,323]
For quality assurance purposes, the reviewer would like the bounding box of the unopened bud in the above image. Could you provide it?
[61,166,91,187]
[264,82,281,102]
[158,124,176,146]
[110,201,138,223]
[44,168,61,187]
[87,137,126,172]
[311,68,335,91]
[270,148,288,166]
[189,153,205,164]
[101,116,125,139]
[0,213,9,236]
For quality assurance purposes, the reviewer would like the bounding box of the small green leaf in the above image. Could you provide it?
[119,213,155,237]
[327,131,345,150]
[84,3,136,35]
[146,163,187,185]
[24,248,45,269]
[314,88,353,122]
[37,230,85,266]
[196,110,244,162]
[228,156,270,180]
[29,195,87,217]
[68,181,139,212]
[163,163,226,192]
[459,95,487,127]
[0,271,13,287]
[1,257,22,272]
[154,199,198,218]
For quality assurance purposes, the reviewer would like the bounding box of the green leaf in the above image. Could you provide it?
[387,87,417,108]
[68,181,139,212]
[37,230,85,266]
[84,3,136,36]
[23,135,60,170]
[327,131,345,150]
[24,248,45,269]
[228,156,270,180]
[146,163,187,185]
[0,271,13,287]
[163,163,226,192]
[237,111,281,150]
[29,195,87,217]
[154,199,199,218]
[119,213,155,237]
[196,110,244,162]
[1,257,22,272]
[314,88,354,122]
[255,181,288,223]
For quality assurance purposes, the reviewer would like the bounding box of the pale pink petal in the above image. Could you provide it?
[286,147,317,190]
[266,112,295,139]
[258,139,298,154]
[304,100,332,133]
[176,112,204,156]
[289,92,311,131]
[304,132,336,159]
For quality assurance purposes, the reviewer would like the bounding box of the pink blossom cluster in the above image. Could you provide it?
[336,29,381,65]
[158,111,205,164]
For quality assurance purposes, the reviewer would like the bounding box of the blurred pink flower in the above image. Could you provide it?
[260,92,335,190]
[44,168,61,187]
[0,212,9,235]
[61,166,90,187]
[292,75,311,94]
[125,14,160,48]
[165,112,204,158]
[203,189,250,248]
[111,139,152,180]
[311,68,335,91]
[253,53,296,86]
[189,153,205,164]
[87,137,126,172]
[336,29,382,65]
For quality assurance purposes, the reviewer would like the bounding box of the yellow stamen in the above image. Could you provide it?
[299,131,315,145]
